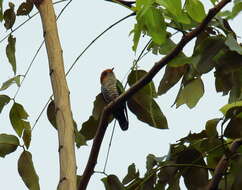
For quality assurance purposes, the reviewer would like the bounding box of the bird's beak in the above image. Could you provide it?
[111,67,114,71]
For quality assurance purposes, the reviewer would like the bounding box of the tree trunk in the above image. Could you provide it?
[36,0,77,189]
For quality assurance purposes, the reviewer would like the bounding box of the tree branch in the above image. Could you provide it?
[105,0,136,8]
[207,138,242,190]
[35,0,77,189]
[78,0,232,189]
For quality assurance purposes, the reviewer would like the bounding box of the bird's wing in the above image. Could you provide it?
[116,80,125,95]
[116,80,128,121]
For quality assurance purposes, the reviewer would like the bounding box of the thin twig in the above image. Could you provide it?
[94,171,108,176]
[78,0,232,189]
[0,0,68,43]
[103,120,117,173]
[31,96,52,131]
[65,12,135,77]
[0,13,38,43]
[56,0,72,19]
[14,41,45,99]
[13,0,73,99]
[123,39,151,88]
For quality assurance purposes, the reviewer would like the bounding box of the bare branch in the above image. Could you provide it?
[207,138,242,190]
[35,0,77,189]
[78,0,232,189]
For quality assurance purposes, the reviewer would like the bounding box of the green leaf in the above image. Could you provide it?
[175,78,204,108]
[132,24,142,51]
[219,102,242,124]
[102,175,125,190]
[168,54,192,67]
[143,7,166,45]
[92,93,109,120]
[23,125,31,149]
[205,118,220,138]
[17,0,33,16]
[213,49,242,97]
[158,161,179,189]
[73,121,86,148]
[128,93,168,129]
[199,137,223,153]
[146,154,165,171]
[47,100,86,147]
[209,0,217,5]
[0,0,3,21]
[127,70,167,129]
[225,33,242,55]
[224,1,242,19]
[166,173,181,190]
[177,148,208,189]
[81,93,113,141]
[207,145,224,169]
[179,131,207,145]
[146,154,157,171]
[185,0,206,22]
[6,34,17,74]
[128,70,157,98]
[0,94,11,113]
[230,155,242,189]
[230,1,242,19]
[190,35,226,75]
[47,100,57,129]
[175,12,191,24]
[136,0,167,46]
[0,75,21,91]
[156,38,176,55]
[116,80,125,94]
[158,65,187,95]
[9,102,31,137]
[140,171,156,190]
[224,117,242,139]
[156,0,181,17]
[220,101,242,115]
[122,163,139,185]
[77,175,82,188]
[3,2,16,29]
[0,134,19,157]
[167,143,186,160]
[80,116,99,141]
[136,0,154,16]
[18,151,40,190]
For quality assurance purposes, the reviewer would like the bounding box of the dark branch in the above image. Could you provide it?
[105,0,136,8]
[78,0,232,189]
[207,138,242,190]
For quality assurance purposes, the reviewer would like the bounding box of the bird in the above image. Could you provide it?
[100,68,129,130]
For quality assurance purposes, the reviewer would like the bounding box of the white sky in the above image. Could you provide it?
[0,0,242,189]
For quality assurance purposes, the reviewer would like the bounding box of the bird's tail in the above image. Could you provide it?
[113,105,129,131]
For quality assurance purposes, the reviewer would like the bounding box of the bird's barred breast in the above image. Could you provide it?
[101,82,119,102]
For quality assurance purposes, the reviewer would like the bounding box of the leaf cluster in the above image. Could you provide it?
[101,113,242,189]
[93,0,242,189]
[80,71,168,145]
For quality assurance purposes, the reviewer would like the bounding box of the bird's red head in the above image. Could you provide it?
[100,68,114,83]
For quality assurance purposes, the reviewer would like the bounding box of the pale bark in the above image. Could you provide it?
[36,0,77,189]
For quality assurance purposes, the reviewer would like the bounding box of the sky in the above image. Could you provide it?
[0,0,242,189]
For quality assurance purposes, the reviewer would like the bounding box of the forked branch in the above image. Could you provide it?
[78,0,232,189]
